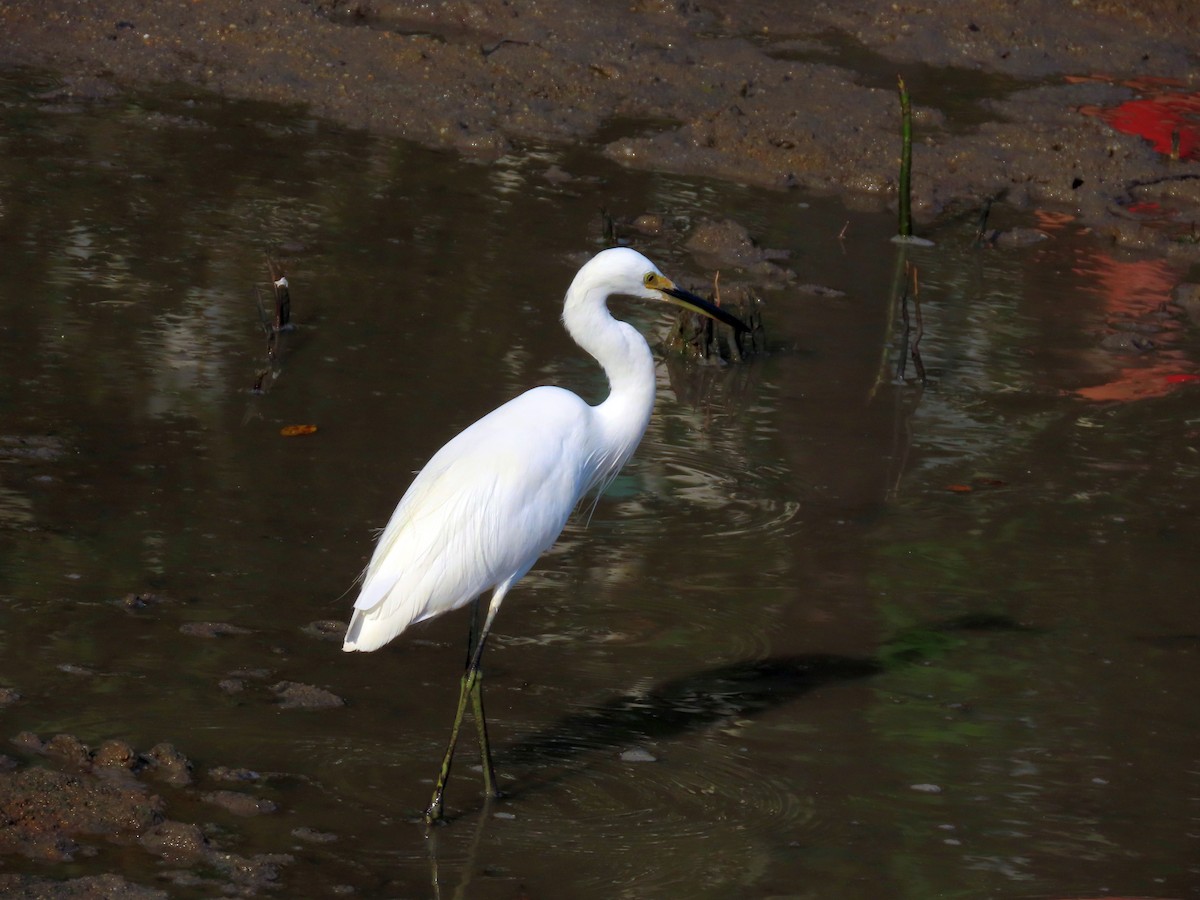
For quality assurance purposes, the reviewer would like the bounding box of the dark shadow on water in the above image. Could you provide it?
[502,653,881,775]
[429,612,1037,816]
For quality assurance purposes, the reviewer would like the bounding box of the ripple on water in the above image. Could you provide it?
[455,655,862,893]
[480,441,797,663]
[499,740,814,894]
[587,439,801,544]
[323,652,848,892]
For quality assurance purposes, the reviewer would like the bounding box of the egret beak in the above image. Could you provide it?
[660,283,750,333]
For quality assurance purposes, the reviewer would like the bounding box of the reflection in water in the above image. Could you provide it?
[1,71,1198,899]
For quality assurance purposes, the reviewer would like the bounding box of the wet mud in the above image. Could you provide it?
[2,0,1199,255]
[1,734,290,897]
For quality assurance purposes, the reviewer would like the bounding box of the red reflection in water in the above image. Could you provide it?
[1074,75,1200,161]
[1075,362,1189,403]
[1068,250,1189,402]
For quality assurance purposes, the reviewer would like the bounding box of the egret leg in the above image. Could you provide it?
[470,667,497,797]
[426,596,502,824]
[466,596,498,796]
[460,600,494,796]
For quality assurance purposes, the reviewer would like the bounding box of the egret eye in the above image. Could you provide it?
[643,272,655,287]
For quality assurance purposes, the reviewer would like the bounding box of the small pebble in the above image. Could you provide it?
[202,789,278,817]
[143,742,194,786]
[619,748,657,763]
[292,826,337,843]
[57,663,96,676]
[209,766,262,783]
[44,734,90,767]
[910,783,942,793]
[179,621,251,638]
[91,739,138,770]
[302,620,346,641]
[271,681,346,710]
[11,731,44,753]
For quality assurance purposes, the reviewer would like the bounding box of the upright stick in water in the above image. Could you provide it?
[342,247,749,823]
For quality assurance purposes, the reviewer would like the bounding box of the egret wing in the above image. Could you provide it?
[344,387,592,651]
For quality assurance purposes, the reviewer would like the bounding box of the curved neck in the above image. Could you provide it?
[562,282,656,473]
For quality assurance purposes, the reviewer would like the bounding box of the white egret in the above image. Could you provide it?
[342,247,748,823]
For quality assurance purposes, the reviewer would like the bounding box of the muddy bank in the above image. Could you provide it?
[0,734,297,897]
[2,1,1198,254]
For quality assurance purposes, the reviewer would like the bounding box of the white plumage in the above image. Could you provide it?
[340,246,746,821]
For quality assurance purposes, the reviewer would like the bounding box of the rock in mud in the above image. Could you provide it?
[208,766,262,783]
[684,219,793,281]
[0,688,20,708]
[0,435,66,463]
[178,621,252,638]
[10,732,44,754]
[91,739,139,772]
[0,766,164,860]
[986,227,1050,248]
[201,789,278,817]
[630,213,665,235]
[116,592,174,611]
[57,663,97,677]
[0,873,167,899]
[291,825,337,844]
[43,734,90,768]
[1100,332,1156,353]
[302,619,346,642]
[619,747,658,763]
[271,681,346,709]
[139,820,207,861]
[141,743,193,786]
[207,849,294,890]
[0,734,297,894]
[1171,282,1200,325]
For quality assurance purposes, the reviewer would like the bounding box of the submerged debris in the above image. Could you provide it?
[664,279,765,364]
[252,256,298,394]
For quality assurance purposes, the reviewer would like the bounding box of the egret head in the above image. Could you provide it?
[584,247,750,333]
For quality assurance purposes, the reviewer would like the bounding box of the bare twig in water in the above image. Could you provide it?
[894,262,925,385]
[599,207,617,246]
[252,256,296,394]
[838,220,850,241]
[664,278,762,364]
[974,197,994,248]
[896,268,910,382]
[908,263,926,384]
[270,271,291,334]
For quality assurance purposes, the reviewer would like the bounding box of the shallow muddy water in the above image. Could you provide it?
[1,71,1198,898]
